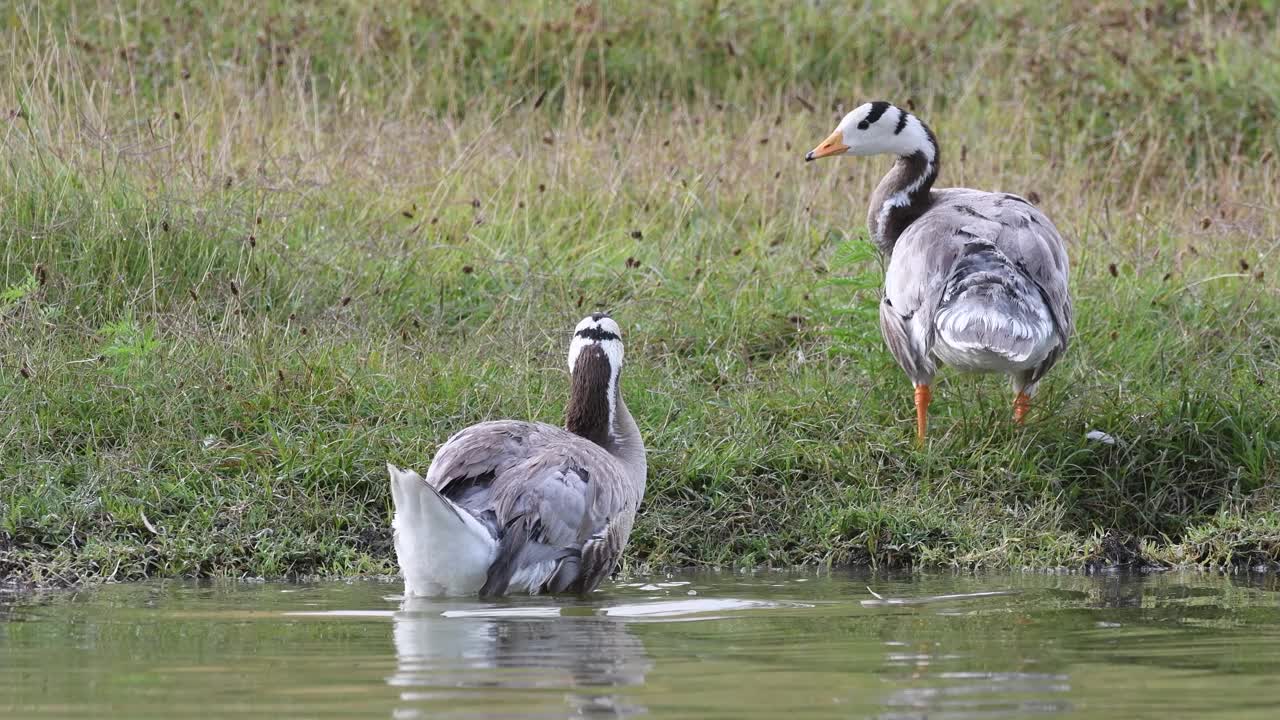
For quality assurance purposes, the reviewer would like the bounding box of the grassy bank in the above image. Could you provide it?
[2,1,1278,585]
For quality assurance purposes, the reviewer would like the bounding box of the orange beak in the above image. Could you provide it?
[805,130,849,161]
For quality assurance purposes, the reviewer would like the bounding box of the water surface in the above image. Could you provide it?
[3,571,1278,718]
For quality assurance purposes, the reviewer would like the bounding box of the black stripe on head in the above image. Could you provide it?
[575,326,620,341]
[857,100,892,130]
[894,107,910,135]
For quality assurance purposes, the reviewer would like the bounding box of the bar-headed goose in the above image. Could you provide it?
[807,101,1073,443]
[388,313,646,597]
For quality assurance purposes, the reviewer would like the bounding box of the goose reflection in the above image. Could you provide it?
[388,597,650,719]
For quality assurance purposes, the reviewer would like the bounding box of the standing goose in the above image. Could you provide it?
[806,101,1073,443]
[388,313,646,597]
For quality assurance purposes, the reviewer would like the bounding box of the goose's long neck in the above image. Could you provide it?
[607,394,647,489]
[565,351,647,488]
[867,119,940,255]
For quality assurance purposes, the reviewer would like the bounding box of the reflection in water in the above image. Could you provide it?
[878,670,1073,720]
[876,637,1074,720]
[867,588,1075,720]
[1089,573,1148,609]
[389,598,651,719]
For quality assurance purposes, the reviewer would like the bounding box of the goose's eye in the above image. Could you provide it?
[857,120,870,130]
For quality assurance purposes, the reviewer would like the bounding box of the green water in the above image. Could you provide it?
[2,571,1278,718]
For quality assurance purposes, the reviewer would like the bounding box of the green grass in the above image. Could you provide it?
[2,0,1278,584]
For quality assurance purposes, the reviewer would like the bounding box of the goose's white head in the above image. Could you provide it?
[568,312,624,374]
[805,101,936,162]
[566,313,625,445]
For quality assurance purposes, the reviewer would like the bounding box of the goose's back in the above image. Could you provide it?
[884,188,1073,339]
[424,420,639,593]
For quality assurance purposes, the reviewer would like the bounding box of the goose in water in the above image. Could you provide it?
[806,101,1072,443]
[388,313,646,596]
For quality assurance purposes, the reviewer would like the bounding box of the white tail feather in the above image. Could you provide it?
[388,463,497,597]
[934,301,1056,373]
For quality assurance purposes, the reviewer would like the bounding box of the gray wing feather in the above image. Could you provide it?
[571,466,638,594]
[878,296,937,386]
[426,420,540,495]
[576,516,630,594]
[985,193,1073,339]
[983,193,1073,381]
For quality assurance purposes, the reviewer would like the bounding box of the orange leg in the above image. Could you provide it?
[1013,391,1032,425]
[914,384,932,446]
